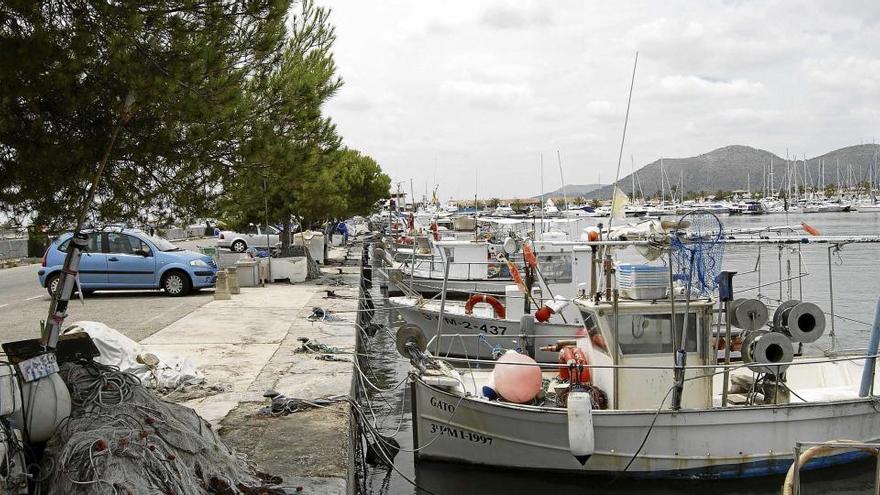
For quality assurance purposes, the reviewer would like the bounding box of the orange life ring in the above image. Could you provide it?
[559,346,591,384]
[464,294,506,319]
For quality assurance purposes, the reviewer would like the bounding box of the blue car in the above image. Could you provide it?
[38,228,217,297]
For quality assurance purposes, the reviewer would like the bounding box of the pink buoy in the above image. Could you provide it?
[492,351,542,404]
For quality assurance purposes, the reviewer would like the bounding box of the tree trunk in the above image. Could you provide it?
[281,219,292,255]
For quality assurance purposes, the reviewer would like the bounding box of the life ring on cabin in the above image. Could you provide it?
[430,221,440,241]
[464,294,506,319]
[559,346,591,384]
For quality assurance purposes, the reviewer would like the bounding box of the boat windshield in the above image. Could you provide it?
[537,254,572,283]
[617,313,699,355]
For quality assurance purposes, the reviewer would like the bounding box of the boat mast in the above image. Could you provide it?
[540,153,545,234]
[660,158,665,203]
[608,50,639,234]
[557,150,568,213]
[631,155,636,201]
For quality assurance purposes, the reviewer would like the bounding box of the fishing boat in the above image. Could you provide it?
[398,228,880,480]
[388,239,593,361]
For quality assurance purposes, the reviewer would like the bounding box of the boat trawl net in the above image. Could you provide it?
[41,361,283,495]
[670,211,725,296]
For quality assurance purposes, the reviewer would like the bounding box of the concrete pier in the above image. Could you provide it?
[141,245,363,494]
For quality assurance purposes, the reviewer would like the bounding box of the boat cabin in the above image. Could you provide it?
[574,297,716,410]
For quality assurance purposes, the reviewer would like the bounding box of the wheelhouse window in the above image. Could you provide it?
[617,313,699,355]
[536,254,572,283]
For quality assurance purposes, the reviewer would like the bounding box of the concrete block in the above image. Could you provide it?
[271,257,307,283]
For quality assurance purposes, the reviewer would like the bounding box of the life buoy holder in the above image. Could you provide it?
[464,294,506,319]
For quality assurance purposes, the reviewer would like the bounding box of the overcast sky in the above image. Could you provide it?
[323,0,879,201]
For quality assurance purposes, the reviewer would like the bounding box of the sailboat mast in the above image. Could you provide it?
[557,150,568,213]
[540,153,545,234]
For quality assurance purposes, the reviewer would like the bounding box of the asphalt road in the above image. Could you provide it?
[0,238,218,345]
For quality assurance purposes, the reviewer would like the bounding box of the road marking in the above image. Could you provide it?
[24,295,44,301]
[141,301,188,325]
[0,304,8,309]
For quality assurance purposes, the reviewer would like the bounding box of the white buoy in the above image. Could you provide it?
[567,388,594,465]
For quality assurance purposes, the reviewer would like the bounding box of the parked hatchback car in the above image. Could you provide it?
[38,228,217,296]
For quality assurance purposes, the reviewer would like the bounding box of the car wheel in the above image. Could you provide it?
[46,273,79,297]
[162,271,191,297]
[231,240,247,253]
[46,273,61,296]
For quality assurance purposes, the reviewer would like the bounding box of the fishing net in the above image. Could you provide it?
[670,211,724,296]
[40,361,283,495]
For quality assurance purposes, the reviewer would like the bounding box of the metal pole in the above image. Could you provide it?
[828,246,837,350]
[434,247,452,356]
[757,245,762,300]
[791,444,801,495]
[613,288,620,410]
[721,300,732,406]
[858,297,880,397]
[263,179,271,285]
[778,245,783,302]
[672,254,695,410]
[797,245,803,300]
[786,258,792,300]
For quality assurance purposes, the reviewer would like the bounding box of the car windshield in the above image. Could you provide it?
[146,234,181,252]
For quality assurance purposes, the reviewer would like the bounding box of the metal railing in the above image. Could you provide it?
[785,441,880,495]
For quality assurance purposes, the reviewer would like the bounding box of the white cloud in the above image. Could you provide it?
[322,0,880,198]
[478,3,553,30]
[439,80,533,109]
[804,56,880,95]
[655,75,764,97]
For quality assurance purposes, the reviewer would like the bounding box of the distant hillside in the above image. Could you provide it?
[586,144,880,199]
[536,183,604,199]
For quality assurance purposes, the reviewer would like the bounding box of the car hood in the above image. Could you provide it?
[167,249,214,264]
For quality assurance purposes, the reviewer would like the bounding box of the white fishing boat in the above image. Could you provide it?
[857,203,880,213]
[405,287,880,479]
[397,225,880,480]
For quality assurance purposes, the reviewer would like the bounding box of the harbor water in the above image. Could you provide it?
[356,212,880,495]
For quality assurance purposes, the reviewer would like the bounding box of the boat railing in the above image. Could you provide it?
[784,441,880,495]
[422,344,880,373]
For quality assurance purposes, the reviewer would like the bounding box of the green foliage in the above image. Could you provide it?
[0,0,290,228]
[0,0,390,234]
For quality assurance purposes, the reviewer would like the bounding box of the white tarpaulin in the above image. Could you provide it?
[64,321,203,390]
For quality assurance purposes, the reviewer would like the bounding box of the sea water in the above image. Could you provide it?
[356,212,880,495]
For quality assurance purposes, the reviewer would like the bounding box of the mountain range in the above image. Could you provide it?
[535,183,604,199]
[581,144,880,200]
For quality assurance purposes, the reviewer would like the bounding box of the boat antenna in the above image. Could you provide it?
[607,51,639,234]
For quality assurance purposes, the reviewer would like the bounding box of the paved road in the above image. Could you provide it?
[0,238,218,345]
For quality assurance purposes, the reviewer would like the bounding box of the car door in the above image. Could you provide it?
[256,225,279,248]
[244,224,260,247]
[76,233,108,287]
[266,225,280,247]
[106,233,157,287]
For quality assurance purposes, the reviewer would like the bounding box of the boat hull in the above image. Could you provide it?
[412,378,880,479]
[390,298,580,362]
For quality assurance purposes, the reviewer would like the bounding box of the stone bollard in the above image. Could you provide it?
[226,266,241,294]
[214,270,232,300]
